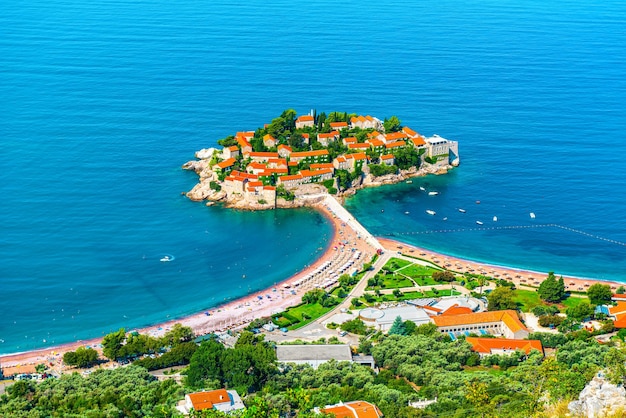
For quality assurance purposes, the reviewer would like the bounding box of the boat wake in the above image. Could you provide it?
[159,254,175,262]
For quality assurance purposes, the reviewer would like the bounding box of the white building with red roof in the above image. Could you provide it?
[295,114,315,129]
[178,389,245,415]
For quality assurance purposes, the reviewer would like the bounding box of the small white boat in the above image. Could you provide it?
[406,180,412,184]
[405,211,410,214]
[428,191,439,196]
[493,216,498,222]
[530,212,536,219]
[443,217,448,221]
[160,256,172,262]
[426,210,436,216]
[458,208,466,213]
[476,221,484,225]
[419,186,426,191]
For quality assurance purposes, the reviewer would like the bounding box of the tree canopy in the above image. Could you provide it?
[537,272,565,302]
[587,283,612,306]
[487,286,517,311]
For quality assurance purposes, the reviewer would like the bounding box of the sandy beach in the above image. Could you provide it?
[378,237,623,293]
[2,200,622,375]
[0,198,376,375]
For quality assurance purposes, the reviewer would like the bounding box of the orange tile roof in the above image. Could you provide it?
[301,168,332,177]
[302,133,310,138]
[609,301,626,317]
[411,137,426,147]
[432,310,527,333]
[236,131,254,138]
[318,130,340,139]
[402,126,418,137]
[277,144,292,151]
[346,152,367,161]
[348,143,370,149]
[216,158,235,169]
[259,168,288,176]
[385,140,406,149]
[290,149,329,158]
[236,136,251,148]
[465,337,543,355]
[344,136,358,143]
[367,131,382,138]
[263,134,276,142]
[380,154,394,160]
[187,390,231,411]
[288,161,298,166]
[249,152,279,158]
[441,305,474,316]
[310,163,334,170]
[368,139,384,147]
[296,115,314,122]
[330,121,348,128]
[263,185,275,191]
[247,181,263,187]
[227,145,239,151]
[321,401,383,418]
[385,132,408,141]
[335,156,347,163]
[614,315,626,328]
[280,174,303,182]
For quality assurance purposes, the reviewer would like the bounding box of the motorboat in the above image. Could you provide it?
[476,221,484,225]
[160,256,172,262]
[428,191,439,196]
[419,186,426,191]
[493,216,498,222]
[426,210,436,215]
[530,212,536,219]
[458,208,466,213]
[406,180,412,184]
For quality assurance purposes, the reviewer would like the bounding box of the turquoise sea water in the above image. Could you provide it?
[1,0,625,354]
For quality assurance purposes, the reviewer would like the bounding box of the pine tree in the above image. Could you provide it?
[538,272,565,302]
[388,316,407,335]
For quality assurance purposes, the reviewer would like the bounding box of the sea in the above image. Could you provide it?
[1,0,625,354]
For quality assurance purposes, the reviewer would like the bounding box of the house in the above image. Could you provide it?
[245,161,267,175]
[215,158,236,173]
[317,130,340,147]
[278,144,292,158]
[222,171,258,194]
[348,143,370,151]
[402,126,420,137]
[384,132,408,143]
[267,158,287,169]
[466,337,544,357]
[310,163,334,172]
[432,310,529,339]
[289,149,330,164]
[236,136,252,155]
[345,153,368,172]
[609,302,626,328]
[277,173,304,188]
[295,114,315,129]
[276,344,353,369]
[222,145,240,160]
[333,155,350,171]
[300,168,333,183]
[367,139,385,155]
[409,136,427,149]
[367,131,385,142]
[343,136,358,146]
[263,134,276,148]
[380,154,395,166]
[178,389,245,415]
[236,131,254,139]
[248,151,279,162]
[301,133,310,145]
[350,115,382,130]
[424,135,459,164]
[330,121,348,130]
[384,141,406,153]
[316,400,383,418]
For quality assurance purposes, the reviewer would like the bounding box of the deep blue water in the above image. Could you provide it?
[1,0,625,354]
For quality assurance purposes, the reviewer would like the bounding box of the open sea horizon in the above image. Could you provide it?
[1,0,625,354]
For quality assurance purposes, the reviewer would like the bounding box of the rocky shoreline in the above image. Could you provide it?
[182,156,454,210]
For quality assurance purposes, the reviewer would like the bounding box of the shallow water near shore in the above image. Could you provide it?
[2,0,626,354]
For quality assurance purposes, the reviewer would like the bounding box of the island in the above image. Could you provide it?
[183,110,460,209]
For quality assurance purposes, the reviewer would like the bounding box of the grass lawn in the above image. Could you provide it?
[382,274,415,289]
[383,257,413,271]
[512,289,543,312]
[561,295,590,309]
[277,303,334,330]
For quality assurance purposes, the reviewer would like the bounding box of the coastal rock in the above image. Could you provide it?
[195,147,218,159]
[182,159,211,176]
[186,183,225,202]
[568,373,626,418]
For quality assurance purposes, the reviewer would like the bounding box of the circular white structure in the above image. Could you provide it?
[359,307,384,322]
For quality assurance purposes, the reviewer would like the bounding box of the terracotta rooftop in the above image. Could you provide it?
[290,149,329,158]
[187,390,231,411]
[296,115,314,122]
[432,310,527,333]
[321,401,383,418]
[385,132,408,141]
[380,154,394,160]
[441,305,474,316]
[402,126,418,137]
[348,143,370,149]
[411,137,426,147]
[216,158,236,169]
[330,121,348,128]
[466,337,543,355]
[385,140,406,149]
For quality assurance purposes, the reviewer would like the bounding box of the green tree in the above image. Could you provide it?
[383,116,402,133]
[388,316,408,335]
[102,328,126,360]
[186,340,225,388]
[486,286,517,311]
[605,348,626,385]
[537,272,565,302]
[566,301,594,321]
[617,286,626,295]
[587,283,612,305]
[63,346,99,368]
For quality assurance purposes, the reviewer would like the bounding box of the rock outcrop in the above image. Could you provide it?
[569,373,626,418]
